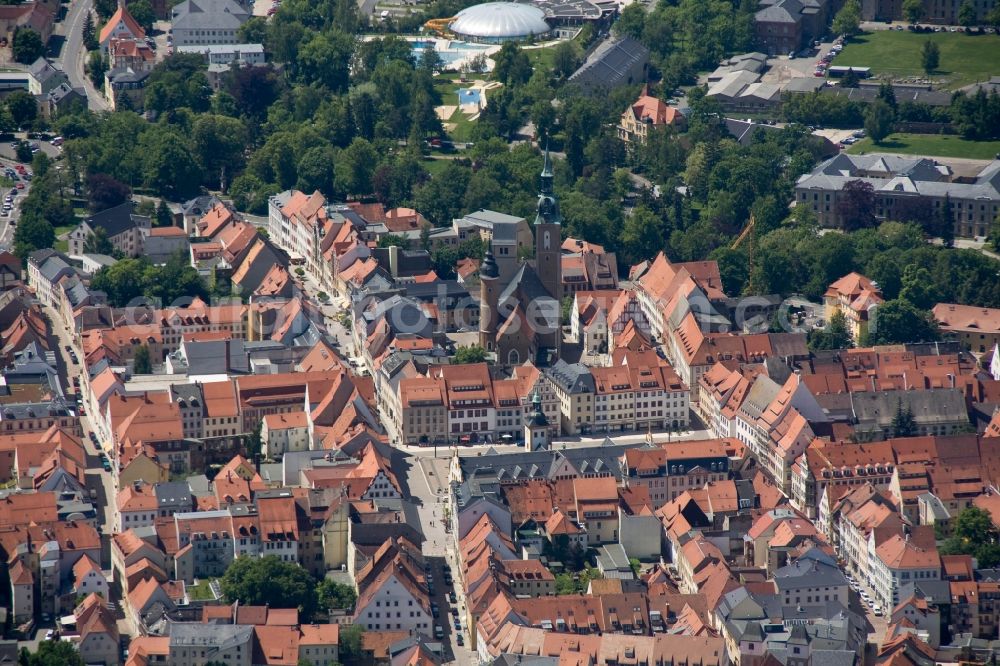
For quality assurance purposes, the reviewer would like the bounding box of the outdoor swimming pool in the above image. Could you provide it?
[407,38,493,69]
[458,88,482,105]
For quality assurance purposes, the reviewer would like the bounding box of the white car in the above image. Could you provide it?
[44,630,55,640]
[873,605,883,616]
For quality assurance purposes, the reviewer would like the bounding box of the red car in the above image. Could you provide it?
[15,183,24,189]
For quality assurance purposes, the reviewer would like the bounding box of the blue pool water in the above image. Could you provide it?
[410,40,436,49]
[449,41,488,50]
[458,88,482,105]
[413,49,467,65]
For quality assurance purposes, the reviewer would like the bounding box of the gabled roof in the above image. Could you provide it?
[99,4,146,44]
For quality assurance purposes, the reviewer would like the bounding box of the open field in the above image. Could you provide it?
[846,133,1000,159]
[835,30,1000,88]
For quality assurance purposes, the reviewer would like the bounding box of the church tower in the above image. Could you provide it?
[478,250,500,353]
[534,146,562,301]
[524,390,550,451]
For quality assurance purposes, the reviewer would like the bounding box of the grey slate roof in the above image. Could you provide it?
[569,36,649,93]
[457,443,636,484]
[29,58,64,85]
[171,0,249,30]
[85,202,145,238]
[168,622,253,650]
[773,558,849,591]
[850,388,969,429]
[797,153,1000,202]
[544,359,595,394]
[154,481,193,511]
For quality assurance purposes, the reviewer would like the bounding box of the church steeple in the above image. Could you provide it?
[534,144,562,226]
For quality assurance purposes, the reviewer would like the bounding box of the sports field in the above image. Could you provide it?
[847,133,1000,159]
[835,30,1000,89]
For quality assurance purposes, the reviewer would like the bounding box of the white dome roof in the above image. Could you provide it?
[451,2,550,39]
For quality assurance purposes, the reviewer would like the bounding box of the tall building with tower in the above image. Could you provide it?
[479,149,563,367]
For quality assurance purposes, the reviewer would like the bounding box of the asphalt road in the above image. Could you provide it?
[56,0,109,112]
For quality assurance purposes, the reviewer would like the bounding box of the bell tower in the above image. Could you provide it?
[534,146,562,301]
[478,250,500,353]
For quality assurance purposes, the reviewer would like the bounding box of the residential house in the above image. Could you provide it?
[98,4,146,53]
[824,273,884,343]
[618,85,685,144]
[872,533,941,611]
[68,202,151,258]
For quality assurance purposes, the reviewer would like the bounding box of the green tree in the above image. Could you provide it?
[453,345,488,365]
[418,43,442,73]
[12,29,45,65]
[988,214,1000,252]
[921,40,939,75]
[221,556,319,621]
[619,205,664,266]
[156,199,173,227]
[90,258,148,305]
[832,0,862,37]
[864,100,895,145]
[14,140,32,163]
[86,173,131,212]
[12,215,54,260]
[492,43,531,87]
[899,265,940,309]
[864,298,940,345]
[613,3,646,39]
[940,507,1000,568]
[376,233,409,248]
[339,625,364,660]
[6,91,38,128]
[239,420,260,459]
[133,344,152,374]
[334,138,377,197]
[82,12,98,51]
[297,31,354,92]
[958,0,976,26]
[20,641,85,666]
[238,16,268,44]
[809,310,854,350]
[83,227,115,255]
[139,126,203,198]
[128,0,155,31]
[94,0,117,18]
[552,40,580,79]
[840,68,861,88]
[890,399,917,436]
[317,579,357,611]
[87,51,108,89]
[192,114,248,191]
[903,0,924,22]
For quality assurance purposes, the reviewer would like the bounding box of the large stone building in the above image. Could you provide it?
[479,148,563,367]
[795,154,1000,238]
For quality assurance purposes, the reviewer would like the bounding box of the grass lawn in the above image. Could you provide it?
[847,132,1000,159]
[187,579,219,601]
[835,30,1000,89]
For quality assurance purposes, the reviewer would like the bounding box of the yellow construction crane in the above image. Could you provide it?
[731,214,756,292]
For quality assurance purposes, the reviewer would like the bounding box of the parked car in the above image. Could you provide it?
[449,591,457,603]
[456,634,464,646]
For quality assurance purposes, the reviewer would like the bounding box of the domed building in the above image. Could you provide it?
[450,2,551,44]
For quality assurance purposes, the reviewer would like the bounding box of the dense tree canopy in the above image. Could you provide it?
[221,556,319,621]
[940,507,1000,568]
